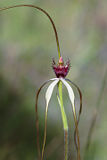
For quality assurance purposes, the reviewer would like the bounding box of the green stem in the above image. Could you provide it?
[58,81,68,160]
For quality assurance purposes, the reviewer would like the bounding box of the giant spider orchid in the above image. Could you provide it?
[0,4,82,160]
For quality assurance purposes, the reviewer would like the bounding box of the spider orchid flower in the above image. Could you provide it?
[36,56,82,160]
[0,4,82,160]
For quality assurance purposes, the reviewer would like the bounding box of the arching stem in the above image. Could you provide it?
[0,4,61,58]
[58,81,68,160]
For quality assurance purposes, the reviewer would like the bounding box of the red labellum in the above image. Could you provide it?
[52,57,70,78]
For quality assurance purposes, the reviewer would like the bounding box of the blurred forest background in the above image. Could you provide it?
[0,0,107,160]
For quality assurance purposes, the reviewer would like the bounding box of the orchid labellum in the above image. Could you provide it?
[0,4,82,160]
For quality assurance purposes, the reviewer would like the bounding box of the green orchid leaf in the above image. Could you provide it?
[41,79,59,160]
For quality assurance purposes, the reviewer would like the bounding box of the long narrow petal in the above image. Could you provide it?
[61,78,75,107]
[45,79,59,107]
[41,79,59,160]
[61,78,81,160]
[65,79,82,151]
[35,78,58,159]
[65,79,82,122]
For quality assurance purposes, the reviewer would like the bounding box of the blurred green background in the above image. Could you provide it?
[0,0,107,160]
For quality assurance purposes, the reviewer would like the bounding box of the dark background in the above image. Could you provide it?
[0,0,107,160]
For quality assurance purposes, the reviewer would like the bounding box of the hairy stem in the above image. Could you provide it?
[58,81,68,160]
[0,4,61,58]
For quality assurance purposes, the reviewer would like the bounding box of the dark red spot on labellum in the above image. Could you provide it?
[52,57,70,78]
